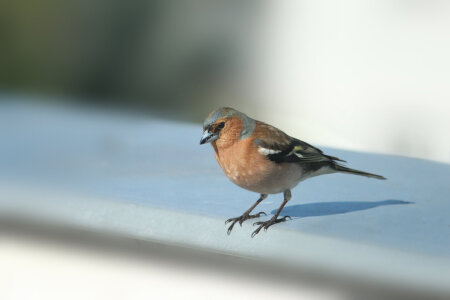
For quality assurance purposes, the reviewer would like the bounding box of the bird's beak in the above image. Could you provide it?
[200,130,218,145]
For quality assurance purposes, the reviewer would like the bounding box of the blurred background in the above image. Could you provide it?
[1,0,449,162]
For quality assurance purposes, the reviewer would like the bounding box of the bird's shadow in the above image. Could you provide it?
[271,199,412,218]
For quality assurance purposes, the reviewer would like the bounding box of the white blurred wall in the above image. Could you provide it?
[246,0,450,163]
[0,235,341,300]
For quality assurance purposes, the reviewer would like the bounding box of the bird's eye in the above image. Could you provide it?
[217,122,225,129]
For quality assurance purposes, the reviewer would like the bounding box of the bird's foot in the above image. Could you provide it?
[251,216,292,238]
[225,212,266,235]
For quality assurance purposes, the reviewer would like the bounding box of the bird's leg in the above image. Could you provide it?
[252,190,292,237]
[226,194,267,235]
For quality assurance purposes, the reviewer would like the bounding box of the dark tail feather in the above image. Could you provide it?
[333,164,386,180]
[325,154,346,163]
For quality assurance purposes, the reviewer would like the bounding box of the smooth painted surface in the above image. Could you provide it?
[0,100,449,291]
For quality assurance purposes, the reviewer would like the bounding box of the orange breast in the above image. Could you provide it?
[213,138,279,192]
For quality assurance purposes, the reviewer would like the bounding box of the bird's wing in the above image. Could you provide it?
[253,123,345,164]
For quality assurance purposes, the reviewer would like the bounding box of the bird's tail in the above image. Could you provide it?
[333,164,386,180]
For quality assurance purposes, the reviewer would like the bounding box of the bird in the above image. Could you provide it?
[200,107,386,237]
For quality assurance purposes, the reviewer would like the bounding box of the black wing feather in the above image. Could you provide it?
[255,138,345,164]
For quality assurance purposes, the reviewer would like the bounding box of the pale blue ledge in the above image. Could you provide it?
[0,99,449,293]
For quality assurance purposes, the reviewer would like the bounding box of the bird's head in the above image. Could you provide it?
[200,107,255,147]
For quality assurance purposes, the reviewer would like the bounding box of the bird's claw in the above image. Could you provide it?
[251,215,292,237]
[225,212,266,235]
[251,229,261,238]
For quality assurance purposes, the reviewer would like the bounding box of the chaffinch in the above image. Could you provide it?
[200,107,385,237]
